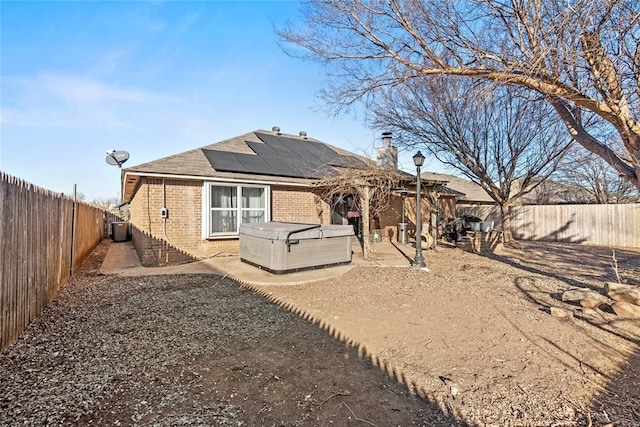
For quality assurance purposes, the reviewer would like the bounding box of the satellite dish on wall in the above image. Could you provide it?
[105,150,130,168]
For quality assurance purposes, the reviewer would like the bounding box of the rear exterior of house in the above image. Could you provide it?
[122,129,378,265]
[122,128,465,266]
[127,178,333,265]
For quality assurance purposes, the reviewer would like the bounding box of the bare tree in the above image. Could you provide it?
[91,196,122,210]
[523,178,565,205]
[278,0,640,190]
[312,167,402,259]
[375,77,569,242]
[556,147,640,203]
[65,191,86,201]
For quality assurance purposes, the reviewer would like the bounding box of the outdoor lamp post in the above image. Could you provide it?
[412,151,427,268]
[401,191,407,224]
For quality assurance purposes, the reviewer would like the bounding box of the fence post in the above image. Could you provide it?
[69,184,77,276]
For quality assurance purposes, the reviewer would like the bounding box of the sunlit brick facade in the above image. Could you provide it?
[128,178,333,264]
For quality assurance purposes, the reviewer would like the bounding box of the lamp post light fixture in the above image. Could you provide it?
[412,151,427,269]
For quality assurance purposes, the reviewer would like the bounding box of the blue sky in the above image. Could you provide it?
[1,1,443,201]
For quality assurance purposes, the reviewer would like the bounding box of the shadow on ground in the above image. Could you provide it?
[485,240,640,425]
[588,346,640,425]
[243,280,470,424]
[0,241,468,426]
[489,241,639,291]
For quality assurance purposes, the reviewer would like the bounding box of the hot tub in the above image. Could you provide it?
[239,222,354,274]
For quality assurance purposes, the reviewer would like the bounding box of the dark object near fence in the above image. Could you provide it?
[443,215,481,242]
[111,222,129,242]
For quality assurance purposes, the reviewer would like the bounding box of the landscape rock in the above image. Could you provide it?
[578,307,603,318]
[608,290,640,306]
[550,306,574,319]
[450,386,459,398]
[604,282,638,293]
[611,301,640,319]
[579,298,605,309]
[604,283,640,306]
[561,288,608,304]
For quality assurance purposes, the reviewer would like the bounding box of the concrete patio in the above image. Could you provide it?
[100,237,427,285]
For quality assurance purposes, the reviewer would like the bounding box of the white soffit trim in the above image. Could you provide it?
[123,171,312,187]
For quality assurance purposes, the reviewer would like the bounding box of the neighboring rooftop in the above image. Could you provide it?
[421,171,494,204]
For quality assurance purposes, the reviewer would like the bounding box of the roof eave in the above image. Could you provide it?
[122,170,318,204]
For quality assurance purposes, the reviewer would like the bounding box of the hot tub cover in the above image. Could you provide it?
[239,222,354,240]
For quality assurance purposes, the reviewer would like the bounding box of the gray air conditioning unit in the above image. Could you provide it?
[111,221,129,242]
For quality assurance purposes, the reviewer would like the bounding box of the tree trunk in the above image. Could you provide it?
[499,202,513,243]
[430,209,438,250]
[549,99,640,191]
[361,186,373,260]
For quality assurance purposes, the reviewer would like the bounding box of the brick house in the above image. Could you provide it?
[122,128,381,265]
[121,127,460,266]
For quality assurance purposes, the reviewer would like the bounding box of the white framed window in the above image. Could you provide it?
[202,183,270,238]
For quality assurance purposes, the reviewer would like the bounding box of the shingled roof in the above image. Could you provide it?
[122,129,374,203]
[421,171,494,204]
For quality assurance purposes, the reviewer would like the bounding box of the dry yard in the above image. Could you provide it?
[1,240,639,426]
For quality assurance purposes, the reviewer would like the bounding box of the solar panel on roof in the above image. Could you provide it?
[252,133,282,147]
[272,144,299,158]
[261,156,305,178]
[259,137,302,159]
[296,140,331,157]
[291,159,318,178]
[279,139,317,158]
[315,164,339,177]
[236,154,272,175]
[203,150,248,173]
[246,141,280,157]
[203,132,369,179]
[256,135,293,151]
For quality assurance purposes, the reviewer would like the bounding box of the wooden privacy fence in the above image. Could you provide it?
[458,203,640,248]
[510,203,640,248]
[1,173,107,352]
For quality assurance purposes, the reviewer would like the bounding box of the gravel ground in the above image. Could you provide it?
[0,241,446,426]
[1,240,639,426]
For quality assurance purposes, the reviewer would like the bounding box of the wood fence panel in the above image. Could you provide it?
[1,173,106,352]
[1,177,5,349]
[18,179,27,340]
[73,203,104,270]
[509,203,640,248]
[1,176,11,350]
[458,203,639,248]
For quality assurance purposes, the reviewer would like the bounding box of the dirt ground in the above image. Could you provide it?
[1,239,639,426]
[259,241,640,426]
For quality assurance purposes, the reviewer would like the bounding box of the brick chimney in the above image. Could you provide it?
[376,131,398,169]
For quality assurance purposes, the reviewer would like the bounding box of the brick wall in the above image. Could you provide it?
[369,194,451,243]
[129,178,454,257]
[271,185,331,224]
[389,195,456,242]
[132,226,197,267]
[129,178,238,261]
[129,178,455,258]
[377,195,403,242]
[440,196,456,222]
[129,179,332,261]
